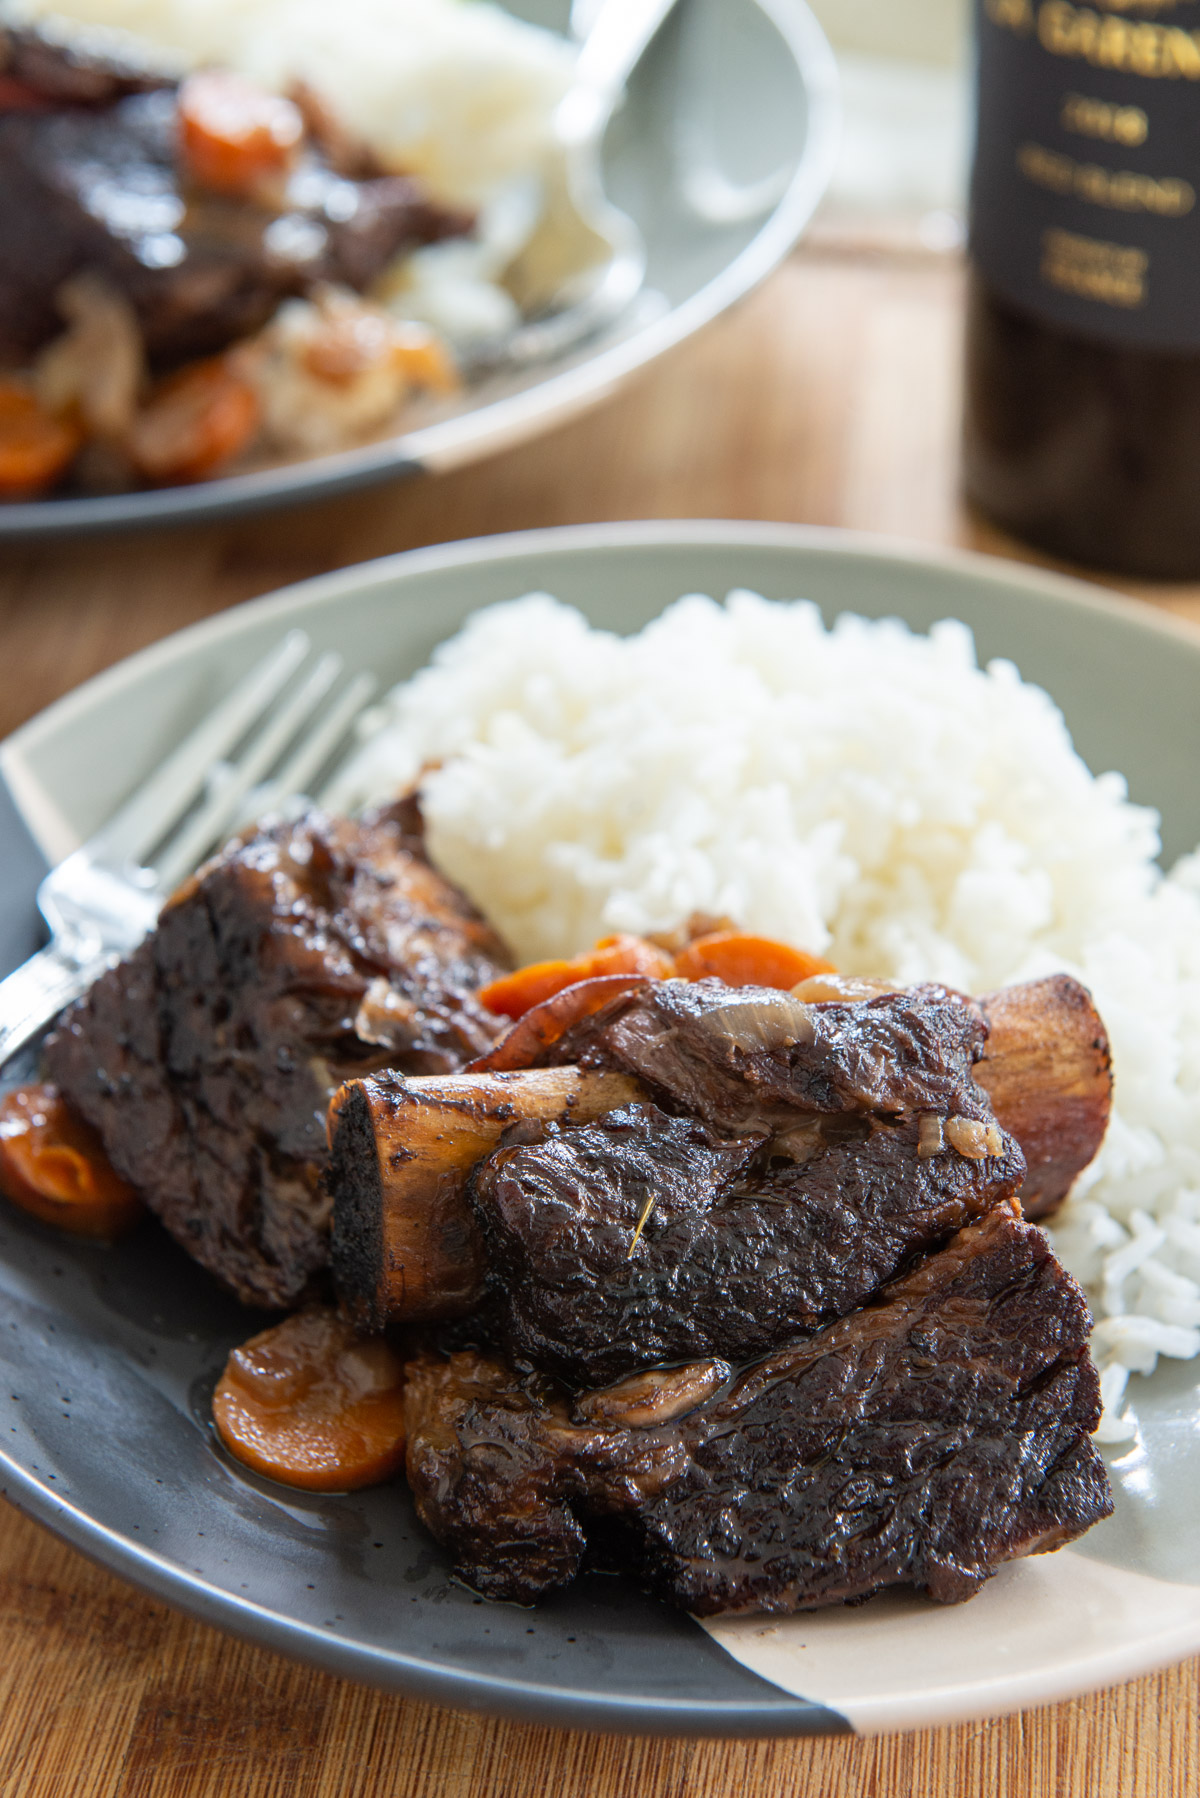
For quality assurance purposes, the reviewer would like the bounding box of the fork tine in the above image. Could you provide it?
[267,670,377,807]
[93,631,311,869]
[151,651,345,893]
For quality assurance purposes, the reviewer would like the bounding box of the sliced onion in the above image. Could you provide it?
[575,1360,729,1429]
[696,991,816,1054]
[36,273,145,439]
[946,1116,1004,1159]
[770,1121,826,1163]
[354,976,418,1047]
[792,973,904,1004]
[917,1113,946,1158]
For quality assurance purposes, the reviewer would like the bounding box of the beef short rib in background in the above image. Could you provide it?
[471,1098,1027,1386]
[0,21,173,107]
[404,1203,1113,1613]
[0,33,466,368]
[46,810,508,1308]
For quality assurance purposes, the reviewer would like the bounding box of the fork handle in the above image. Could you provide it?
[572,0,679,106]
[0,943,109,1070]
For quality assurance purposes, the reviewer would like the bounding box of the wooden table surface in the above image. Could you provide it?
[2,240,1198,1797]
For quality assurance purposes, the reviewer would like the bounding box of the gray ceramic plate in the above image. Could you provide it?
[3,521,1200,1737]
[0,0,837,540]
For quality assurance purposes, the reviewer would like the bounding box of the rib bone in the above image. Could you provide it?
[977,974,1112,1220]
[328,976,1113,1329]
[328,1066,643,1328]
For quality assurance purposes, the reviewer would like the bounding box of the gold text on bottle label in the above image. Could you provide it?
[1040,227,1149,305]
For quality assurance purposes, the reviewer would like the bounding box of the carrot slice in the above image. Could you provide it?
[0,383,81,497]
[471,973,654,1073]
[0,1083,141,1238]
[389,323,459,396]
[127,357,260,484]
[213,1308,407,1492]
[673,931,835,990]
[178,69,303,199]
[0,75,50,110]
[479,935,674,1021]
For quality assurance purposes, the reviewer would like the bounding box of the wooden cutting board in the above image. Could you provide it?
[1,240,1198,1797]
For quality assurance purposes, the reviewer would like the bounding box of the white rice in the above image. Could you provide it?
[9,0,573,208]
[334,590,1200,1443]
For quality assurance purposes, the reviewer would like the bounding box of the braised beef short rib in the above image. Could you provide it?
[0,31,466,367]
[405,1203,1113,1613]
[541,978,1003,1131]
[45,810,508,1307]
[393,976,1114,1613]
[331,983,1033,1366]
[471,1097,1026,1386]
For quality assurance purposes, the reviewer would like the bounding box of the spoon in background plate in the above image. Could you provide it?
[494,0,682,368]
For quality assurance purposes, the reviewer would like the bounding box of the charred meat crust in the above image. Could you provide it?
[44,810,508,1308]
[404,1204,1113,1614]
[325,1078,386,1331]
[526,971,1112,1220]
[469,1098,1027,1387]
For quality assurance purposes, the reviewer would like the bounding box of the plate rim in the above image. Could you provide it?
[6,517,1200,1736]
[0,1458,832,1736]
[0,0,840,541]
[9,517,1200,833]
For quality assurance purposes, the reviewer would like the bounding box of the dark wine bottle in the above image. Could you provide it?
[964,0,1200,578]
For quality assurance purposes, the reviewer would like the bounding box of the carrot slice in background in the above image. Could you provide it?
[388,322,459,396]
[0,1083,141,1238]
[128,356,260,484]
[178,69,304,198]
[479,934,674,1020]
[0,383,81,497]
[672,931,835,990]
[213,1308,407,1492]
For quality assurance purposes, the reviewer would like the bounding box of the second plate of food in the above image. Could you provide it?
[3,521,1200,1737]
[0,0,837,536]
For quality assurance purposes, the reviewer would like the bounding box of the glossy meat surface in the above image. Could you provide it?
[545,979,998,1133]
[405,1203,1113,1614]
[45,810,508,1307]
[0,80,463,366]
[471,1098,1026,1386]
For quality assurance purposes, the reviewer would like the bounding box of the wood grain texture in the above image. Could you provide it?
[2,240,1200,1795]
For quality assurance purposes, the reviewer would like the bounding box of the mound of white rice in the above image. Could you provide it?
[10,0,573,208]
[335,589,1200,1444]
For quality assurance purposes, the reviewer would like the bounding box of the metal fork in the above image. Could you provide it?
[494,0,681,369]
[0,632,376,1069]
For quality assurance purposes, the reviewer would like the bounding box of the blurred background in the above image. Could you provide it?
[808,0,968,250]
